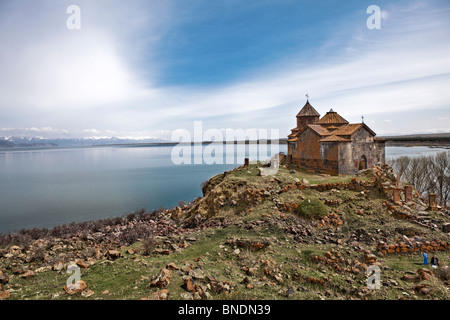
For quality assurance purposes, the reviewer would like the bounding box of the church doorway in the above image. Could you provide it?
[359,155,367,170]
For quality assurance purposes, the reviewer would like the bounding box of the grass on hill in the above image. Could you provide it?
[2,164,450,300]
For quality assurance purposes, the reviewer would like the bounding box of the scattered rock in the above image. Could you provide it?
[242,266,257,276]
[180,292,194,300]
[182,276,195,292]
[401,273,418,282]
[388,279,398,286]
[414,284,431,296]
[166,263,179,270]
[34,266,49,273]
[0,290,10,300]
[417,268,434,281]
[365,254,377,265]
[53,261,64,272]
[154,248,171,255]
[8,245,21,255]
[142,289,169,300]
[0,272,9,284]
[64,280,87,295]
[93,248,103,260]
[189,268,205,280]
[401,268,435,283]
[81,290,95,298]
[150,268,171,288]
[76,259,90,269]
[286,286,294,297]
[51,292,60,299]
[107,250,121,260]
[20,270,35,279]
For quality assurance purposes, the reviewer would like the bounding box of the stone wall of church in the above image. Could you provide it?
[288,132,340,175]
[337,142,353,175]
[318,142,339,174]
[347,128,385,174]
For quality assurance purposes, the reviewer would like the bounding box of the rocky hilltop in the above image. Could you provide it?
[1,161,449,300]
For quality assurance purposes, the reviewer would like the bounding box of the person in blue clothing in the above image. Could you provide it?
[423,251,429,265]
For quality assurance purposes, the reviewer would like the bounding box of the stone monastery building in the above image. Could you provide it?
[287,99,386,175]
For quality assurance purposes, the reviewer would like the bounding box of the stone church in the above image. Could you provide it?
[287,99,385,175]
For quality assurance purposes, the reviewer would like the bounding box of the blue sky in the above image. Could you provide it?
[0,0,449,139]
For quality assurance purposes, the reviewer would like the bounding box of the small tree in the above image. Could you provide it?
[389,151,450,207]
[430,152,450,206]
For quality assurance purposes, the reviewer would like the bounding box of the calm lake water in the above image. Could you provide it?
[0,144,448,234]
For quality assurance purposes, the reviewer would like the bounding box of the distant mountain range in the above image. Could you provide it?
[0,136,168,148]
[1,132,449,148]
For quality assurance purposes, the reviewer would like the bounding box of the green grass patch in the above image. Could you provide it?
[297,198,328,219]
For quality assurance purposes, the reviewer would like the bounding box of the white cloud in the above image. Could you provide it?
[1,126,70,137]
[0,0,170,134]
[0,1,449,138]
[83,129,100,134]
[151,1,450,133]
[0,21,155,112]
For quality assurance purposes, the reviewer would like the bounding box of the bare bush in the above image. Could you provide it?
[142,237,157,256]
[431,151,450,206]
[30,246,46,262]
[388,151,450,206]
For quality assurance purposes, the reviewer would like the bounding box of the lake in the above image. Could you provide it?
[0,144,448,234]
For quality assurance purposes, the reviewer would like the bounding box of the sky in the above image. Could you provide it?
[0,0,449,140]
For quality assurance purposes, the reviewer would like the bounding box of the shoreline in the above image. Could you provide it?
[385,141,450,147]
[1,143,448,236]
[1,140,450,151]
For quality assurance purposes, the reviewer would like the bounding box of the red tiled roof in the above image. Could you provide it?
[288,106,379,142]
[333,123,376,136]
[296,101,320,117]
[305,124,332,136]
[317,109,349,125]
[333,123,362,135]
[288,130,300,139]
[319,135,352,142]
